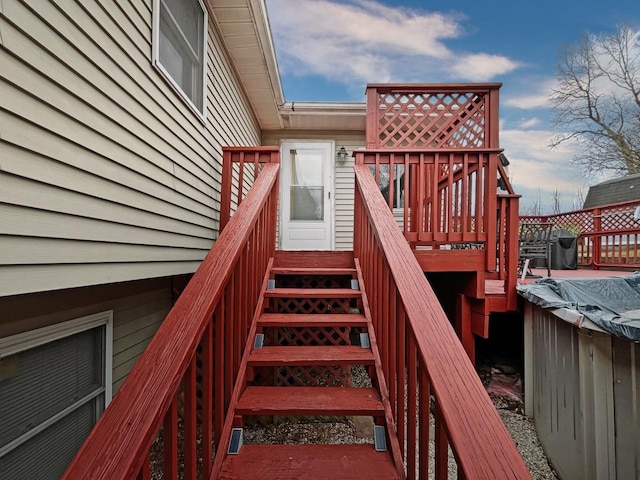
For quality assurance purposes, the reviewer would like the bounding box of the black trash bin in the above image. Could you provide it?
[550,229,577,270]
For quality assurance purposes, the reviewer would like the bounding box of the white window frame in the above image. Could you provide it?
[0,311,113,458]
[152,0,208,122]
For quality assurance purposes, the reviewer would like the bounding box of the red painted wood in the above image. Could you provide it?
[164,400,178,480]
[63,162,279,480]
[353,165,531,479]
[273,250,354,268]
[264,288,361,298]
[137,454,150,480]
[211,260,275,478]
[258,313,367,327]
[248,345,374,366]
[202,323,214,479]
[456,294,475,365]
[270,267,357,275]
[434,402,449,480]
[413,250,484,272]
[184,358,197,479]
[235,386,384,416]
[220,444,400,480]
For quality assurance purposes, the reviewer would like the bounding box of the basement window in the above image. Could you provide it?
[153,0,207,119]
[0,312,113,478]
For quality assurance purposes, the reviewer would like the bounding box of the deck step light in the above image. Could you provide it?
[360,333,371,349]
[267,279,275,290]
[254,333,264,349]
[228,428,243,455]
[374,425,387,452]
[350,279,359,290]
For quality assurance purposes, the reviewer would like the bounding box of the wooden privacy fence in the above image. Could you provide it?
[354,164,530,479]
[521,199,640,269]
[63,148,279,479]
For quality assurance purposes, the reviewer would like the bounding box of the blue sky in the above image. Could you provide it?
[264,0,640,213]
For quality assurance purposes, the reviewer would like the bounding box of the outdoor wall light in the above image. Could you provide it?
[336,146,349,164]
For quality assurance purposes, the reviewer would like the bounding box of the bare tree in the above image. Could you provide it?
[572,185,586,210]
[550,25,640,176]
[551,188,563,214]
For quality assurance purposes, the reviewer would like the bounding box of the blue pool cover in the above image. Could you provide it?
[517,273,640,341]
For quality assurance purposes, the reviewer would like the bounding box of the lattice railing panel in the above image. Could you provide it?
[374,92,486,149]
[275,275,351,289]
[273,298,352,314]
[275,365,352,387]
[275,326,352,346]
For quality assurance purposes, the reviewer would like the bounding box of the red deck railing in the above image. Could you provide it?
[63,148,279,479]
[355,150,519,295]
[521,199,640,269]
[354,164,530,479]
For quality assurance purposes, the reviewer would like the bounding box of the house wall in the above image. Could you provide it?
[263,131,365,250]
[0,0,261,298]
[0,277,174,396]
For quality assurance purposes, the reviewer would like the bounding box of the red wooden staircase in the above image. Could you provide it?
[216,252,402,479]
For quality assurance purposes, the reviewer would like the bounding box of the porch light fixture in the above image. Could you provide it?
[336,146,349,164]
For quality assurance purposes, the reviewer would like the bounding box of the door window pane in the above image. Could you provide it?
[290,150,324,221]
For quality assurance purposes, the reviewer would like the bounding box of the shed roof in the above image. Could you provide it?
[583,174,640,208]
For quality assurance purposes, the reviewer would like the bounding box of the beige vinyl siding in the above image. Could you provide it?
[0,277,173,395]
[0,0,260,297]
[263,131,365,251]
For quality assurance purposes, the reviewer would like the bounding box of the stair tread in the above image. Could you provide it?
[270,267,357,275]
[248,345,373,365]
[236,386,384,416]
[265,288,361,298]
[258,313,367,327]
[219,444,400,479]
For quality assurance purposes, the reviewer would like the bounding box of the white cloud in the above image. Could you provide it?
[450,53,520,81]
[517,117,541,128]
[266,0,521,89]
[500,128,589,211]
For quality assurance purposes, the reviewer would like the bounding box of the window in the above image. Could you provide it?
[0,311,113,479]
[153,0,207,118]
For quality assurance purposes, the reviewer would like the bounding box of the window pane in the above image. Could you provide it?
[289,149,324,221]
[290,186,324,220]
[0,328,103,448]
[0,401,98,480]
[158,0,205,112]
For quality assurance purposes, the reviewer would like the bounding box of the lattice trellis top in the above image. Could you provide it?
[366,84,500,149]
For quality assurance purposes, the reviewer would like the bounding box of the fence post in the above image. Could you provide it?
[592,208,602,269]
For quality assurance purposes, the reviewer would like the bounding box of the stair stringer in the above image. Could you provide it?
[210,258,274,479]
[354,258,406,479]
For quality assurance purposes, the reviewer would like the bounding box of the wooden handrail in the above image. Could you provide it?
[354,165,530,478]
[63,162,279,479]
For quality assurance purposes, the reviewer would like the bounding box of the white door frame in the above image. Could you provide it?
[279,140,335,250]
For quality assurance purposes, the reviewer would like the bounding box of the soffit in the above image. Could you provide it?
[207,0,284,130]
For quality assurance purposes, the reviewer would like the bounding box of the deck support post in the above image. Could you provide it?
[455,294,475,365]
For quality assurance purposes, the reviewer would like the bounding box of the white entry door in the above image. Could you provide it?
[281,141,333,250]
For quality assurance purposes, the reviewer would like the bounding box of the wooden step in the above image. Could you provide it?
[219,444,400,479]
[235,386,384,416]
[258,313,367,327]
[248,346,373,366]
[270,267,357,276]
[265,288,361,298]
